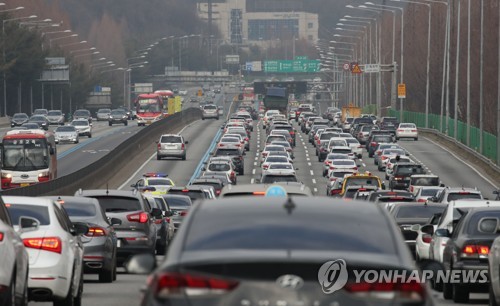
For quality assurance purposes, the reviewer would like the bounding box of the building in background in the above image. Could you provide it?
[197,0,318,47]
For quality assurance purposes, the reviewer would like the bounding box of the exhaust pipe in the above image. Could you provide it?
[86,262,103,269]
[29,288,53,301]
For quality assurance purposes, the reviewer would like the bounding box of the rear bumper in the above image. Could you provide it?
[158,149,185,157]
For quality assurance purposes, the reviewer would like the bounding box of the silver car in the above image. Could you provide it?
[156,134,188,160]
[96,109,111,121]
[46,110,65,125]
[54,125,79,144]
[201,104,219,120]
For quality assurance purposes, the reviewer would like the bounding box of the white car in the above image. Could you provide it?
[261,156,292,171]
[322,153,350,176]
[415,186,445,203]
[70,119,92,138]
[396,123,418,140]
[260,145,286,163]
[261,162,296,177]
[413,212,443,261]
[327,138,349,152]
[330,146,355,160]
[203,160,236,184]
[218,136,244,154]
[5,196,87,305]
[327,159,358,177]
[0,204,29,306]
[263,110,280,128]
[54,125,79,144]
[344,137,363,158]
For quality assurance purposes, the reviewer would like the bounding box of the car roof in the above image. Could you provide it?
[75,189,142,199]
[3,196,53,206]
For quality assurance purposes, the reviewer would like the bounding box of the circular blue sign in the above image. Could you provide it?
[265,185,288,197]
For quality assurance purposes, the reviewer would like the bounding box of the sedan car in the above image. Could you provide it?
[96,108,111,121]
[71,119,92,138]
[47,196,119,283]
[73,109,92,123]
[396,123,418,140]
[46,110,65,125]
[128,197,434,306]
[10,113,29,127]
[54,125,79,144]
[5,196,87,305]
[109,109,128,126]
[28,115,49,130]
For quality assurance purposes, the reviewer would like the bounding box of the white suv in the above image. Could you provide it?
[5,196,87,305]
[201,104,219,120]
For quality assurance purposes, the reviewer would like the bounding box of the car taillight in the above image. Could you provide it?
[152,272,239,298]
[330,166,336,170]
[377,151,382,156]
[394,176,404,180]
[330,189,342,195]
[127,212,149,223]
[86,227,107,237]
[411,129,417,132]
[358,145,363,148]
[370,142,377,146]
[422,234,432,244]
[353,167,358,170]
[0,232,3,241]
[23,237,62,254]
[417,199,427,202]
[154,219,163,224]
[245,137,249,141]
[462,245,489,258]
[263,165,269,170]
[216,190,221,196]
[397,129,404,132]
[290,131,295,135]
[381,156,388,160]
[157,143,161,149]
[180,211,188,216]
[181,143,185,150]
[344,280,424,302]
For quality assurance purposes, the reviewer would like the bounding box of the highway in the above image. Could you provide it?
[27,90,498,306]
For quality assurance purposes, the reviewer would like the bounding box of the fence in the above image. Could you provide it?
[388,109,498,164]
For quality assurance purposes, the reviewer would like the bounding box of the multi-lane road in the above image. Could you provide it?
[28,88,498,306]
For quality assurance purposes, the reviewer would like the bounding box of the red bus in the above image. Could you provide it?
[243,87,254,100]
[1,129,57,189]
[154,90,174,117]
[135,93,164,126]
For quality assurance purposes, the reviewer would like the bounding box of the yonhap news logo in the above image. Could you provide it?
[317,259,488,294]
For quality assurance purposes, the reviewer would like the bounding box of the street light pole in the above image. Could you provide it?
[466,0,471,146]
[453,0,461,140]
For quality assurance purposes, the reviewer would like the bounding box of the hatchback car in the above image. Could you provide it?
[156,134,188,160]
[201,104,219,120]
[5,196,87,305]
[75,189,162,266]
[47,196,119,283]
[54,125,79,144]
[71,119,92,138]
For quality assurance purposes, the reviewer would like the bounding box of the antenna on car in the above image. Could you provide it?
[283,197,296,215]
[106,183,109,195]
[77,188,83,195]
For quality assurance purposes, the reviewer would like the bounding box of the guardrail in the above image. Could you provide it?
[0,108,202,196]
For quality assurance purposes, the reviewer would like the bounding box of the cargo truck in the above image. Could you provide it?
[341,105,362,122]
[263,87,288,113]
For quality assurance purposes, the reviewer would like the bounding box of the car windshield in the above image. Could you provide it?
[13,114,28,119]
[262,175,297,184]
[111,111,125,116]
[3,139,49,170]
[30,116,45,121]
[6,204,50,225]
[396,166,425,175]
[91,196,141,213]
[162,196,191,208]
[204,105,217,110]
[48,111,61,116]
[98,109,111,113]
[148,179,173,186]
[411,177,440,186]
[160,136,181,143]
[74,110,89,116]
[396,206,445,218]
[63,203,97,217]
[56,126,76,132]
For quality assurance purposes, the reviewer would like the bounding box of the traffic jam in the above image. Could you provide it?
[0,84,499,306]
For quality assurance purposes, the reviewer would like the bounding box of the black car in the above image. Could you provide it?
[367,190,416,202]
[368,134,395,157]
[28,115,49,130]
[75,189,162,266]
[127,197,435,306]
[441,208,500,303]
[109,109,128,126]
[389,203,446,257]
[212,148,244,175]
[167,186,213,203]
[10,113,29,127]
[389,163,426,190]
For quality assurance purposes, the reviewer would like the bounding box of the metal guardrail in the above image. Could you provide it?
[0,108,202,196]
[419,127,500,182]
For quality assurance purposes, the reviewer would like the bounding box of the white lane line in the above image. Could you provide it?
[255,156,258,160]
[118,120,198,189]
[251,178,255,184]
[306,157,310,161]
[254,162,257,166]
[362,163,366,167]
[308,162,312,166]
[312,179,317,184]
[424,137,499,189]
[314,188,318,193]
[252,169,256,175]
[310,170,314,176]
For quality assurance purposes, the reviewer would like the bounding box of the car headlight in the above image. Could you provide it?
[109,116,113,119]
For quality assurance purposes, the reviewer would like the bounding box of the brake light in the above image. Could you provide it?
[0,232,3,241]
[181,143,185,150]
[353,167,358,170]
[370,142,377,146]
[157,143,161,149]
[179,211,188,217]
[218,143,224,147]
[23,237,62,254]
[394,176,404,180]
[262,165,269,170]
[127,212,149,223]
[397,129,404,132]
[462,245,489,258]
[422,234,432,244]
[330,166,336,170]
[417,199,427,202]
[411,129,417,132]
[458,191,470,195]
[330,189,342,195]
[344,280,424,302]
[86,227,107,237]
[166,217,171,223]
[245,137,249,141]
[381,156,388,160]
[216,190,221,196]
[154,219,163,224]
[153,272,239,297]
[377,151,382,156]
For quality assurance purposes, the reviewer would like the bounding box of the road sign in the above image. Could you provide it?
[225,55,240,64]
[342,63,351,71]
[363,64,380,73]
[264,59,320,73]
[265,185,287,197]
[398,83,406,99]
[351,63,362,74]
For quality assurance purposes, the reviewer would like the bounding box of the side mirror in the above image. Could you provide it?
[434,228,450,238]
[110,217,122,226]
[381,183,386,190]
[19,216,40,233]
[201,167,206,171]
[72,222,89,236]
[421,224,435,235]
[155,140,159,144]
[184,140,189,144]
[410,224,421,232]
[130,184,137,188]
[125,253,156,274]
[151,208,162,218]
[254,178,261,184]
[494,190,500,195]
[429,196,438,202]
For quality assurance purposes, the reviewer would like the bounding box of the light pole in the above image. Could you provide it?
[392,0,431,128]
[70,47,95,55]
[333,33,363,107]
[2,14,37,116]
[49,34,78,49]
[454,0,461,140]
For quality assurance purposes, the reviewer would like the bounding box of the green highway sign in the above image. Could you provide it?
[264,59,320,73]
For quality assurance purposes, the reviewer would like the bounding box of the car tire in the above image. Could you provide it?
[377,165,383,171]
[99,263,113,283]
[74,140,79,144]
[109,122,112,126]
[442,280,453,300]
[74,270,83,306]
[396,137,400,141]
[452,283,469,303]
[202,117,205,120]
[182,154,186,161]
[157,155,161,160]
[124,121,128,126]
[156,240,167,256]
[415,137,418,141]
[88,133,92,138]
[18,272,28,306]
[490,283,498,306]
[6,273,15,306]
[54,273,74,306]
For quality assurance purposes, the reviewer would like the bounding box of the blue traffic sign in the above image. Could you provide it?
[265,185,288,197]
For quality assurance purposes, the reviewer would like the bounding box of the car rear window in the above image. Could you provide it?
[148,179,173,186]
[214,149,240,156]
[204,105,217,110]
[208,163,230,171]
[344,177,380,188]
[332,149,352,154]
[396,206,445,218]
[396,165,426,175]
[411,177,439,186]
[91,196,141,213]
[168,190,206,200]
[6,204,50,225]
[262,175,297,184]
[162,196,192,207]
[184,204,396,253]
[161,136,181,143]
[374,136,393,143]
[63,203,97,217]
[447,192,482,202]
[421,188,442,196]
[466,211,500,235]
[192,182,223,189]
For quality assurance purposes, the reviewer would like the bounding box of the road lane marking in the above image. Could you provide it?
[255,156,258,160]
[312,179,317,184]
[308,162,311,166]
[252,169,256,175]
[310,170,314,176]
[314,188,318,193]
[306,157,310,161]
[251,178,255,184]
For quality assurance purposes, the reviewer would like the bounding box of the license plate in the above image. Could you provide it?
[117,240,121,248]
[147,121,151,124]
[20,183,30,187]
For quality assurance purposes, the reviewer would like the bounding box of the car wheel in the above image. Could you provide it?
[74,270,83,306]
[53,273,74,306]
[442,279,453,300]
[7,273,15,306]
[156,240,167,256]
[157,155,161,160]
[396,137,400,141]
[18,272,28,306]
[74,140,79,144]
[490,283,499,306]
[98,263,113,283]
[109,122,112,126]
[124,121,128,126]
[182,153,186,161]
[88,133,92,138]
[315,150,318,156]
[452,283,469,303]
[202,117,205,120]
[377,165,383,171]
[415,137,418,141]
